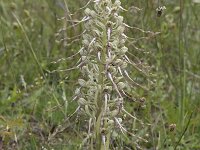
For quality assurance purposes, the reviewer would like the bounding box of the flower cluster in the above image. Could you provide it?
[74,0,146,148]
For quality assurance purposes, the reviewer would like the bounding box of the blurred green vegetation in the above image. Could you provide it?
[0,0,200,149]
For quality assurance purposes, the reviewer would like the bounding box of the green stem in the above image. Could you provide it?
[95,19,108,149]
[178,0,185,129]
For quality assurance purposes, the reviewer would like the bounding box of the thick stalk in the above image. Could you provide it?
[95,19,108,149]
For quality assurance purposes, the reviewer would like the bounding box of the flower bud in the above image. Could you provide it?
[116,16,124,26]
[121,62,127,69]
[121,46,128,54]
[114,59,123,66]
[116,26,125,34]
[75,88,81,95]
[78,79,87,87]
[114,0,121,7]
[117,82,126,89]
[82,39,90,47]
[78,98,87,106]
[110,109,119,117]
[108,119,115,125]
[117,118,123,123]
[85,8,92,16]
[81,56,87,61]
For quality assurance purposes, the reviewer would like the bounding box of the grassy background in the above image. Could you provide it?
[0,0,200,149]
